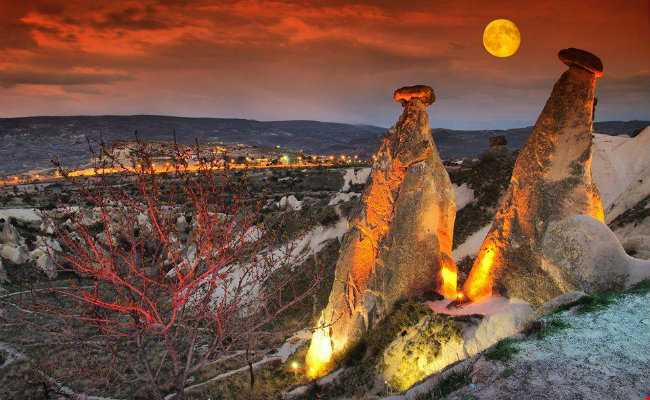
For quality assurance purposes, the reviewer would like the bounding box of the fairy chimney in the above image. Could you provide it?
[462,48,605,306]
[305,85,457,377]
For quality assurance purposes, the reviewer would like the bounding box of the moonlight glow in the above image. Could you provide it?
[483,19,521,58]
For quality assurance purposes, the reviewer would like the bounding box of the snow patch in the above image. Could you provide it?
[341,168,371,192]
[0,208,41,223]
[278,195,303,211]
[452,224,491,261]
[328,192,360,205]
[453,183,475,211]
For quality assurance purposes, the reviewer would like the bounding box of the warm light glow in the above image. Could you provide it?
[463,243,496,301]
[438,260,458,299]
[0,151,358,187]
[305,322,333,379]
[483,19,521,58]
[290,361,300,370]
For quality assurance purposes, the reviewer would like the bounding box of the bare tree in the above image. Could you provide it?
[31,140,321,399]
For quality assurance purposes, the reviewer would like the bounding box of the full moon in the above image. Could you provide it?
[483,19,521,58]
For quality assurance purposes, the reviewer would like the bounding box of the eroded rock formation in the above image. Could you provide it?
[462,48,606,306]
[542,215,650,293]
[306,85,457,377]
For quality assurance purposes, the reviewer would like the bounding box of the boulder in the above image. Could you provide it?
[0,220,20,245]
[0,244,28,265]
[541,215,650,293]
[306,85,457,377]
[462,49,606,306]
[30,248,57,279]
[380,297,534,391]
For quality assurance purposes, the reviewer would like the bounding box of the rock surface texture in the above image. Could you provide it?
[542,215,650,292]
[462,48,606,306]
[306,85,457,377]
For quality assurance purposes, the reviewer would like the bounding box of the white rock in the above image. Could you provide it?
[136,212,150,227]
[0,209,42,224]
[341,167,371,192]
[176,215,188,232]
[462,298,535,357]
[592,127,650,221]
[36,252,57,279]
[542,215,650,293]
[0,221,20,245]
[0,244,28,265]
[278,195,302,211]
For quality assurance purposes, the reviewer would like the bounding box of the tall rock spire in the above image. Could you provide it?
[462,48,605,305]
[305,85,457,377]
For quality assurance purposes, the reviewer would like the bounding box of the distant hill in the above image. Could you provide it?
[0,115,647,175]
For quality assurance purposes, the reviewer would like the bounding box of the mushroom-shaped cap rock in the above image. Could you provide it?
[393,85,435,106]
[558,48,603,77]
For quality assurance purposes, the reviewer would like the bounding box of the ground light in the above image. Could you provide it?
[305,321,333,379]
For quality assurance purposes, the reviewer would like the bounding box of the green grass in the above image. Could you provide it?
[431,369,472,399]
[526,318,571,340]
[484,338,520,362]
[415,369,472,400]
[553,292,616,315]
[553,279,650,316]
[625,279,650,295]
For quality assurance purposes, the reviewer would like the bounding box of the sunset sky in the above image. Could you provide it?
[1,0,649,129]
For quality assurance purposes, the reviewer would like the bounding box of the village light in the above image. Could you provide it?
[290,360,301,376]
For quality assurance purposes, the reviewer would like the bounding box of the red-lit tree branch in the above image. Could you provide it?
[31,139,323,399]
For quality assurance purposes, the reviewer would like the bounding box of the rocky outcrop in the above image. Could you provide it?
[381,298,534,391]
[462,49,606,306]
[542,215,650,292]
[306,85,457,377]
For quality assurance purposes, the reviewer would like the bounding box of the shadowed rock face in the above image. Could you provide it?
[462,49,605,306]
[306,85,457,376]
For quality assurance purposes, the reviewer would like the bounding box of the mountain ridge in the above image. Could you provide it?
[0,115,647,175]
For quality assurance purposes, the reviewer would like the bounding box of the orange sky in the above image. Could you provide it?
[1,0,648,129]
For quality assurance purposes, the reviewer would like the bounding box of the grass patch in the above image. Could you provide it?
[553,292,616,315]
[484,338,520,362]
[364,301,434,358]
[626,279,650,295]
[552,280,650,317]
[415,369,472,400]
[534,319,571,339]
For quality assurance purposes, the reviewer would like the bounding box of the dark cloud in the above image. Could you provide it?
[92,5,174,30]
[0,69,133,88]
